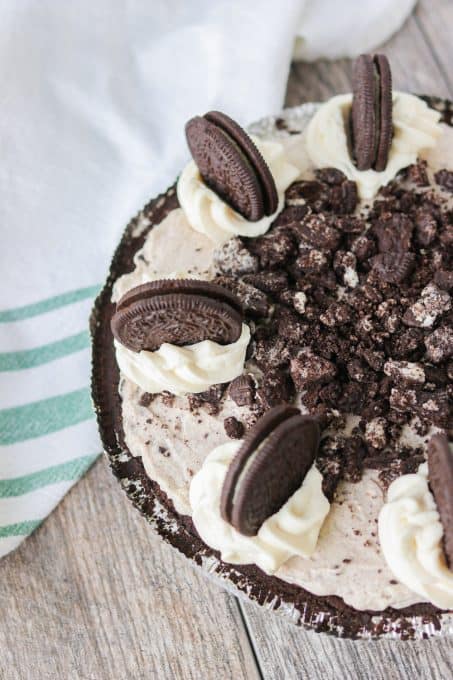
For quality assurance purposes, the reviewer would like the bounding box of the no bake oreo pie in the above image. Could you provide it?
[92,56,453,639]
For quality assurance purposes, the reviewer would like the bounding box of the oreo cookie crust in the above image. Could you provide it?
[185,112,277,221]
[92,98,453,640]
[111,279,243,352]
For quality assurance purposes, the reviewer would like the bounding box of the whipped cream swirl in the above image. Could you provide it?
[190,441,330,574]
[177,137,300,246]
[379,462,453,610]
[306,92,442,199]
[114,324,250,396]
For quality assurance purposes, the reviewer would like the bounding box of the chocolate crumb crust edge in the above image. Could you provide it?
[91,96,453,640]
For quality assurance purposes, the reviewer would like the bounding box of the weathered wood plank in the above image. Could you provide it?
[239,600,453,680]
[415,0,453,97]
[0,460,260,680]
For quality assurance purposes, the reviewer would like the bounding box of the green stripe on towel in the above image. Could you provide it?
[0,453,99,498]
[0,331,90,371]
[0,388,94,445]
[0,519,41,538]
[0,285,100,323]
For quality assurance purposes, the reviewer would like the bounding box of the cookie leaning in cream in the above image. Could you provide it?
[378,467,452,609]
[178,111,299,245]
[191,406,329,573]
[379,435,453,609]
[306,94,441,200]
[103,55,453,633]
[111,279,250,395]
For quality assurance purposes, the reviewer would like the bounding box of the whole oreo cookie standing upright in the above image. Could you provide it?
[351,53,393,171]
[428,433,453,569]
[111,279,243,353]
[185,111,278,221]
[220,405,320,536]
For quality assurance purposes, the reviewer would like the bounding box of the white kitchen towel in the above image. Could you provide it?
[294,0,417,61]
[0,0,415,558]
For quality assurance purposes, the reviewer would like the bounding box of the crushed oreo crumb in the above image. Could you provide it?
[224,416,245,439]
[139,392,155,407]
[211,163,453,495]
[434,169,453,193]
[228,374,257,406]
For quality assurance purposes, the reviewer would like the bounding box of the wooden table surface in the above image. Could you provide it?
[1,2,452,678]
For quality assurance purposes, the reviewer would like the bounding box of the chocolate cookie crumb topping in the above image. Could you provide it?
[434,169,453,193]
[228,374,256,406]
[224,416,245,439]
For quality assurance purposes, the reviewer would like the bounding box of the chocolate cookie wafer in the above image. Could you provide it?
[428,433,453,569]
[220,405,320,536]
[205,111,279,216]
[185,111,278,221]
[111,279,243,352]
[374,54,393,171]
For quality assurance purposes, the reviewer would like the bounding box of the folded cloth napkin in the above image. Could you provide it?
[0,0,415,558]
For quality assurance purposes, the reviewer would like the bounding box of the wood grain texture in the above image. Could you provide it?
[0,461,260,680]
[415,0,453,96]
[1,1,452,678]
[240,601,453,680]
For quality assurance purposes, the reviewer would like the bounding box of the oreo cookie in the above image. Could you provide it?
[185,111,278,221]
[111,279,243,353]
[351,54,393,171]
[220,405,320,536]
[427,433,453,569]
[373,55,393,172]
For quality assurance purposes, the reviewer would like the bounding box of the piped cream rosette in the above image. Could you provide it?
[177,136,299,245]
[306,92,441,199]
[379,463,453,609]
[112,275,250,396]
